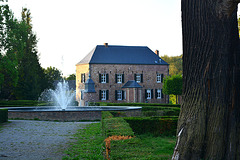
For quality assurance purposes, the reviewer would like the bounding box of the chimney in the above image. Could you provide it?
[104,43,108,48]
[155,50,159,57]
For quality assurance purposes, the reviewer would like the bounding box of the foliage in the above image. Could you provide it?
[0,5,50,100]
[110,134,176,160]
[238,17,240,37]
[0,109,8,123]
[64,74,76,80]
[63,123,105,160]
[161,55,182,75]
[94,102,180,107]
[44,66,62,81]
[163,74,182,104]
[124,116,178,136]
[102,111,134,137]
[0,5,19,99]
[0,100,46,107]
[43,66,62,89]
[14,8,47,100]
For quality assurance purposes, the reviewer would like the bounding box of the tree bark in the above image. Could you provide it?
[172,0,240,159]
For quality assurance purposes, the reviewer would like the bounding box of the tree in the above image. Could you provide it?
[14,8,45,100]
[44,66,62,89]
[172,1,240,159]
[162,74,182,104]
[0,5,19,99]
[161,55,182,76]
[64,74,76,80]
[44,66,62,81]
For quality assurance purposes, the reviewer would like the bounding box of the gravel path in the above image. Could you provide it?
[0,120,95,160]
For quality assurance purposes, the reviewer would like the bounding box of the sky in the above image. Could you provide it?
[2,0,182,76]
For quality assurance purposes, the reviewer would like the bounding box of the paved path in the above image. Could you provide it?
[0,120,95,160]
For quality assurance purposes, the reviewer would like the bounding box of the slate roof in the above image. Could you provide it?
[76,45,169,65]
[122,80,143,88]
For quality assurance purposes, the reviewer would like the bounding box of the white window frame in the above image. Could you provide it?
[117,90,122,100]
[157,89,162,99]
[81,73,85,83]
[101,73,106,83]
[117,74,122,84]
[157,73,162,83]
[136,74,141,83]
[147,89,151,99]
[101,90,106,100]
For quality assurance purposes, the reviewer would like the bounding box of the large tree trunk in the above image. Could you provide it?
[172,1,240,159]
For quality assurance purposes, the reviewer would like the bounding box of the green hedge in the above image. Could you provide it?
[95,102,180,107]
[142,106,180,116]
[0,100,47,107]
[101,111,134,137]
[124,116,178,136]
[0,109,8,123]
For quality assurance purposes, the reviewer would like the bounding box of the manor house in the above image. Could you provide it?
[76,43,169,105]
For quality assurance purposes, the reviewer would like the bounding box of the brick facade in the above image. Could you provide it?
[76,63,169,105]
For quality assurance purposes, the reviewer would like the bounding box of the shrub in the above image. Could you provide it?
[96,102,180,107]
[124,116,178,136]
[0,100,44,107]
[141,106,180,116]
[101,111,134,137]
[0,109,8,123]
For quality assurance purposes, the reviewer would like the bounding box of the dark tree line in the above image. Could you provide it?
[0,5,72,100]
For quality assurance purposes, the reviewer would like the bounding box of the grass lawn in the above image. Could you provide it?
[63,123,176,160]
[110,134,176,160]
[63,122,105,160]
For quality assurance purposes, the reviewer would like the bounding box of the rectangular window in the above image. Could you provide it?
[157,73,162,83]
[99,73,109,83]
[147,89,151,99]
[101,73,106,83]
[157,89,162,99]
[101,90,106,100]
[117,74,122,83]
[100,90,109,100]
[117,90,122,100]
[136,74,141,83]
[81,73,85,83]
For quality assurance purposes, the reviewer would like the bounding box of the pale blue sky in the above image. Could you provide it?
[2,0,182,76]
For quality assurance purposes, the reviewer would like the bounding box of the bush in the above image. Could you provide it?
[101,111,134,137]
[124,116,178,136]
[142,106,180,117]
[0,100,44,107]
[96,102,180,107]
[0,109,8,123]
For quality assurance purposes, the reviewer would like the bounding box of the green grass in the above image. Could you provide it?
[110,134,176,160]
[63,123,176,160]
[62,123,105,160]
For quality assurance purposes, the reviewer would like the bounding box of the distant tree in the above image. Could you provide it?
[14,8,45,100]
[44,66,62,89]
[0,5,19,99]
[64,74,76,80]
[162,74,182,104]
[161,55,182,75]
[44,66,62,81]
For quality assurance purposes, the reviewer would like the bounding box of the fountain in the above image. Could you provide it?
[38,80,76,110]
[3,81,142,121]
